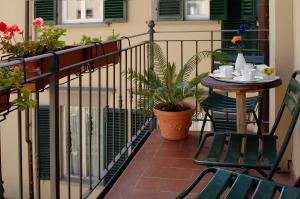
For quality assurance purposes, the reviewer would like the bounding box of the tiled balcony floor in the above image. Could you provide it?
[106,130,294,199]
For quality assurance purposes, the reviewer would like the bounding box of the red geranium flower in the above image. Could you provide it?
[0,22,7,32]
[32,18,44,27]
[6,24,20,33]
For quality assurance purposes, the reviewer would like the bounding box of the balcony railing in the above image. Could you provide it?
[0,21,269,199]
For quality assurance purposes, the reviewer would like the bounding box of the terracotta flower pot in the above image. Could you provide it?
[0,88,10,113]
[86,41,120,69]
[154,102,195,141]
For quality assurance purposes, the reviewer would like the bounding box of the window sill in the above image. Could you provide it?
[57,22,109,28]
[154,20,220,25]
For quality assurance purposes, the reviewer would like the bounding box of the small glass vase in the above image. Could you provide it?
[235,53,246,73]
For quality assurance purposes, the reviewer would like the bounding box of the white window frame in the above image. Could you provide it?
[185,0,210,20]
[62,106,101,180]
[62,0,103,24]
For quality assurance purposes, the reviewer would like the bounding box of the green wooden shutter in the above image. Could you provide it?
[34,0,57,24]
[103,108,127,185]
[157,0,183,21]
[241,0,257,21]
[104,0,127,22]
[38,106,50,180]
[210,0,228,20]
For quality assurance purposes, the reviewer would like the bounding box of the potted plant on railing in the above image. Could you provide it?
[80,30,120,70]
[126,43,210,140]
[0,65,36,114]
[0,18,89,91]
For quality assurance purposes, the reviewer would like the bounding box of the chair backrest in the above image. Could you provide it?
[211,48,265,72]
[268,70,300,179]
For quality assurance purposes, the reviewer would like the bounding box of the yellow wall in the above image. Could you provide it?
[269,0,294,171]
[292,0,300,176]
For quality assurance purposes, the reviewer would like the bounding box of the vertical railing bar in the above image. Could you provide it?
[49,53,60,198]
[139,45,142,134]
[105,58,109,170]
[112,56,116,162]
[134,47,138,137]
[125,50,128,148]
[143,44,146,126]
[67,70,71,199]
[79,65,83,198]
[195,41,199,120]
[98,61,102,180]
[166,41,169,66]
[89,65,93,189]
[35,80,41,199]
[25,106,34,199]
[0,127,4,199]
[118,42,123,158]
[17,91,23,199]
[181,41,183,69]
[130,48,133,143]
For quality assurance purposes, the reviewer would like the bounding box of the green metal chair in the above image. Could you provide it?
[199,49,265,143]
[176,167,300,199]
[194,71,300,178]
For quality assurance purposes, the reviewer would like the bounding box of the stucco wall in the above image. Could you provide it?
[292,0,300,177]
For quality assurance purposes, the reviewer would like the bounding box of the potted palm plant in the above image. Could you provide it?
[126,43,210,140]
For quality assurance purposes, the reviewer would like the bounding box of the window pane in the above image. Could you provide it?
[185,0,210,20]
[63,0,82,21]
[85,0,102,20]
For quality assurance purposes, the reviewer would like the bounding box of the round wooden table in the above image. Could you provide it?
[201,76,282,133]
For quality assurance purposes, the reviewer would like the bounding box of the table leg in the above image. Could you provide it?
[236,92,247,133]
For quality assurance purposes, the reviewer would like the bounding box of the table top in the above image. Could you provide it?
[201,76,282,92]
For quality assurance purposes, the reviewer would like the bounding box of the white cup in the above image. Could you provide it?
[241,68,256,80]
[243,63,254,70]
[220,65,234,77]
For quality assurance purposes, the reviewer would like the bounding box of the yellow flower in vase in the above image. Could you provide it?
[261,67,275,75]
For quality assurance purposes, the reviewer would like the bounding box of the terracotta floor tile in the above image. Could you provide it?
[143,166,195,180]
[129,189,177,199]
[106,131,293,199]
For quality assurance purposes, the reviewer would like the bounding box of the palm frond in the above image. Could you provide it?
[189,72,209,87]
[176,51,211,84]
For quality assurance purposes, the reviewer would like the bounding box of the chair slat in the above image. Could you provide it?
[262,135,277,165]
[196,170,232,199]
[224,134,243,163]
[279,186,300,199]
[252,180,276,199]
[244,135,259,165]
[205,134,226,161]
[225,175,253,199]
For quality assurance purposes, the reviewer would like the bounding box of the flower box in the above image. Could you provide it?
[0,87,11,113]
[87,41,120,69]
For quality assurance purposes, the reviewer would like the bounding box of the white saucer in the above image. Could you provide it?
[211,73,234,79]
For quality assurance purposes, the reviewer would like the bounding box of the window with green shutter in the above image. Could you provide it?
[104,0,127,22]
[34,0,57,24]
[157,0,183,21]
[210,0,228,20]
[241,0,257,21]
[221,0,258,52]
[38,106,50,180]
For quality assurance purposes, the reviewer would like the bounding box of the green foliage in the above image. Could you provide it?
[106,30,120,41]
[125,43,210,114]
[2,40,44,58]
[79,34,102,45]
[0,66,35,111]
[38,26,66,51]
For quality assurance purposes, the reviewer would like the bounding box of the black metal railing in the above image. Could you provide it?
[0,20,269,199]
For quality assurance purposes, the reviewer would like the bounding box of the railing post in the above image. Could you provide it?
[49,53,60,198]
[147,20,156,131]
[148,20,155,70]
